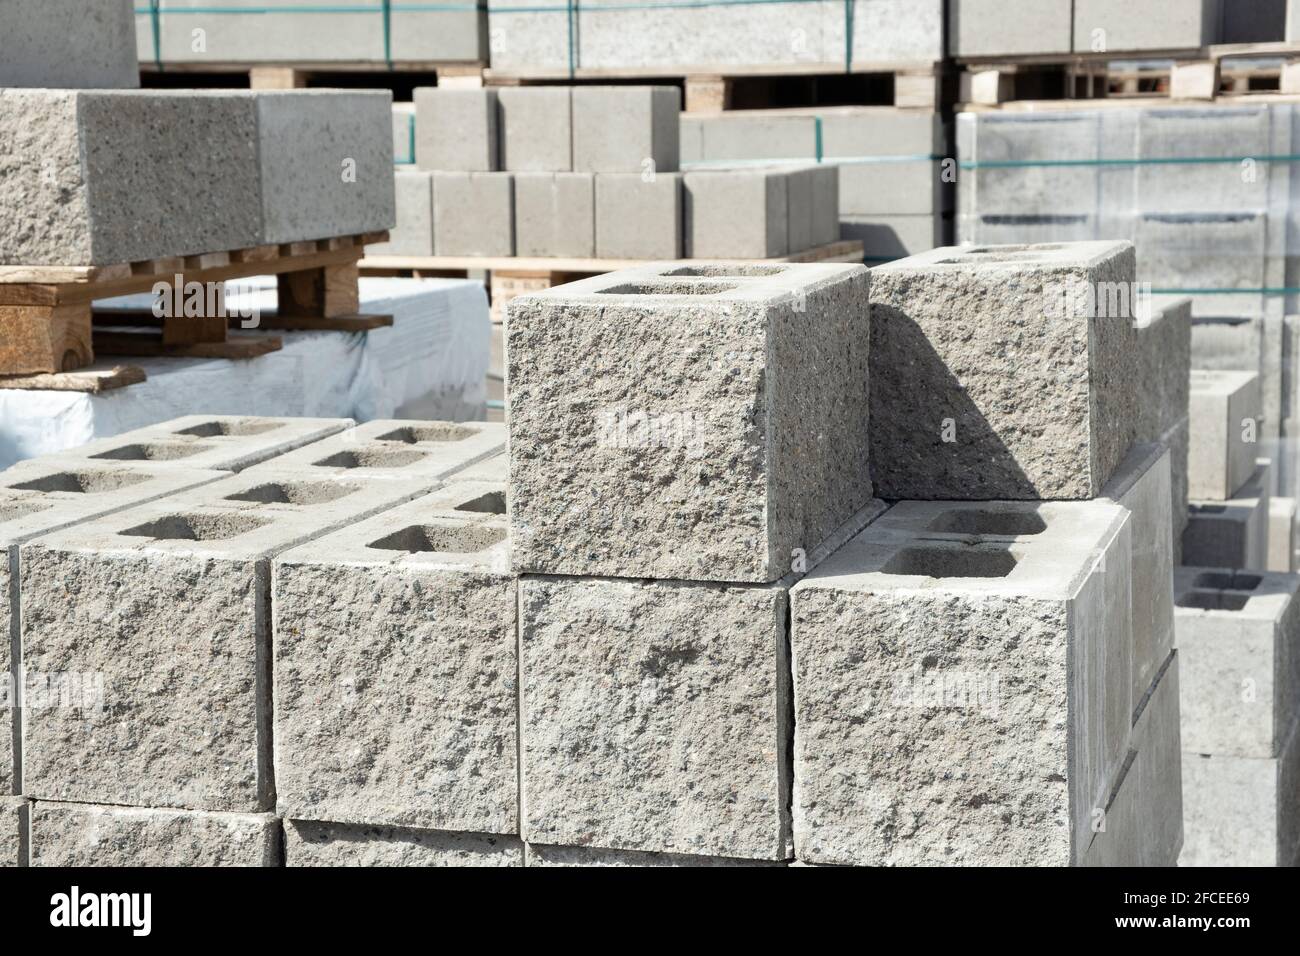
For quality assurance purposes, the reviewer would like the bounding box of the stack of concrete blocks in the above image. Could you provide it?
[1173,568,1300,865]
[486,0,943,74]
[681,107,951,262]
[949,1,1075,57]
[1071,0,1222,51]
[507,262,884,864]
[0,89,395,266]
[9,417,506,866]
[0,0,139,88]
[792,240,1182,865]
[134,0,486,66]
[1183,370,1270,570]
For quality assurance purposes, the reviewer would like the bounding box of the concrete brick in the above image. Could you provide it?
[869,241,1142,499]
[594,174,682,259]
[390,7,487,61]
[156,0,382,62]
[1137,299,1192,556]
[369,170,435,257]
[849,0,945,64]
[1188,370,1263,500]
[1184,460,1271,570]
[273,486,514,833]
[30,802,280,867]
[525,844,779,867]
[1133,653,1184,866]
[19,471,431,811]
[48,415,353,473]
[260,419,504,482]
[0,797,25,867]
[572,87,681,174]
[0,0,139,89]
[514,173,595,258]
[1180,714,1300,866]
[839,160,949,216]
[285,820,523,866]
[498,87,572,172]
[1191,314,1285,441]
[1173,567,1300,758]
[950,0,1074,56]
[414,88,498,171]
[432,172,514,256]
[841,214,948,261]
[1073,0,1222,52]
[392,103,416,165]
[779,165,840,252]
[1270,497,1297,572]
[791,499,1133,866]
[507,263,873,583]
[683,169,788,258]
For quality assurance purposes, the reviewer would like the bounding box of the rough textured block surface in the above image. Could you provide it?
[30,803,280,867]
[514,173,595,258]
[432,172,514,256]
[0,0,139,89]
[20,472,430,811]
[869,241,1141,499]
[683,169,788,258]
[274,486,515,833]
[0,797,24,867]
[285,820,523,866]
[1188,370,1263,501]
[791,499,1134,866]
[572,87,681,173]
[262,419,504,482]
[415,88,498,171]
[525,844,779,867]
[594,174,682,259]
[507,263,873,583]
[498,87,572,171]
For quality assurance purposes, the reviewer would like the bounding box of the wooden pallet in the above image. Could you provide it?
[0,231,392,392]
[359,239,866,323]
[139,60,486,90]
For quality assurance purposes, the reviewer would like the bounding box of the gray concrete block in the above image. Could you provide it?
[841,214,948,261]
[1137,211,1270,320]
[392,103,416,165]
[1133,653,1184,866]
[950,0,1074,56]
[869,241,1141,499]
[1141,300,1193,448]
[415,88,499,172]
[255,90,396,243]
[1269,498,1297,572]
[683,169,788,258]
[285,820,523,866]
[390,7,487,61]
[369,170,435,257]
[0,0,139,88]
[594,174,682,259]
[1184,461,1272,570]
[1180,714,1300,866]
[432,172,514,256]
[1073,0,1222,52]
[260,419,505,482]
[525,844,780,867]
[30,802,279,867]
[1191,314,1285,442]
[49,415,353,473]
[1189,370,1264,501]
[498,87,572,172]
[791,499,1134,866]
[572,87,681,174]
[849,0,945,64]
[686,113,819,163]
[1174,567,1300,758]
[507,263,873,583]
[450,453,507,483]
[19,470,431,811]
[273,486,514,834]
[0,798,25,867]
[1167,417,1192,564]
[838,159,949,216]
[156,0,383,62]
[514,173,595,258]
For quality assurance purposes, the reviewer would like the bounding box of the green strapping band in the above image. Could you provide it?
[567,0,577,78]
[961,155,1300,170]
[814,115,823,163]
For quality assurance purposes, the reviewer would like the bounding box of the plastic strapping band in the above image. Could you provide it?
[382,0,393,67]
[149,2,162,71]
[814,115,823,163]
[843,0,853,73]
[567,0,577,79]
[407,112,416,163]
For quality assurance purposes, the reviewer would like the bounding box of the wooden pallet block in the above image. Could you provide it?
[0,364,145,393]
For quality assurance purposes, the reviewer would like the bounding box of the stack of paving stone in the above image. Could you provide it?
[1,415,508,866]
[680,107,951,262]
[375,87,839,260]
[1173,567,1300,866]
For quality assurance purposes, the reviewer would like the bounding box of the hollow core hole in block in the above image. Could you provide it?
[882,546,1017,579]
[925,509,1047,536]
[91,442,209,462]
[1191,572,1262,592]
[454,491,507,515]
[224,481,358,506]
[313,448,427,469]
[659,265,787,278]
[369,523,507,554]
[1189,504,1228,515]
[174,419,284,438]
[962,244,1064,254]
[120,512,271,542]
[1175,591,1251,612]
[0,500,53,522]
[597,281,738,296]
[375,424,476,444]
[8,470,150,494]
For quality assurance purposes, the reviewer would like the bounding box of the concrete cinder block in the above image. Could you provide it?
[1133,653,1184,866]
[1191,314,1285,442]
[1189,370,1264,501]
[390,6,487,61]
[19,471,432,811]
[791,499,1134,866]
[0,798,25,867]
[156,0,383,62]
[259,419,504,482]
[849,0,946,64]
[432,172,514,256]
[683,169,788,258]
[514,173,595,258]
[525,844,779,867]
[285,820,523,866]
[1180,715,1300,866]
[1073,0,1222,52]
[414,88,498,171]
[572,87,681,174]
[369,170,435,257]
[1183,460,1272,570]
[1173,567,1300,758]
[30,802,280,867]
[0,0,139,89]
[869,241,1142,500]
[498,87,572,172]
[451,453,507,483]
[1137,211,1270,320]
[950,0,1074,56]
[507,263,873,583]
[1167,417,1192,564]
[594,174,682,259]
[48,415,353,473]
[1269,497,1297,572]
[841,214,949,261]
[273,485,515,834]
